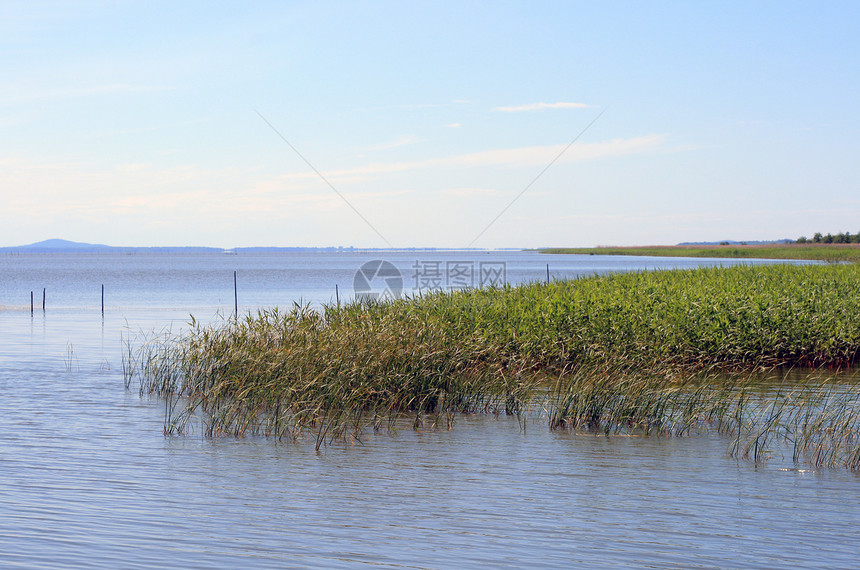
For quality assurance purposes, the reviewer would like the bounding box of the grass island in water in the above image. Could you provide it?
[125,263,860,468]
[540,243,860,262]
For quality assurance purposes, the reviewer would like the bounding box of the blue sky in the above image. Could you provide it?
[2,1,858,248]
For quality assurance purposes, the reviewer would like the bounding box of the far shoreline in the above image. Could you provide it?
[539,243,860,262]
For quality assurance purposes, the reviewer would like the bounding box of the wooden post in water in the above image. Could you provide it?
[335,284,340,308]
[233,271,238,321]
[546,264,550,284]
[42,288,46,312]
[30,291,34,315]
[101,284,104,316]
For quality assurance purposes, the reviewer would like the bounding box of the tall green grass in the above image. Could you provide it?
[125,263,860,466]
[404,263,860,370]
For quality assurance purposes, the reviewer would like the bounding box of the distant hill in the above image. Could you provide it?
[0,239,221,253]
[10,239,113,251]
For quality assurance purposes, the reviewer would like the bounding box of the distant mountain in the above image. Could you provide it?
[0,239,220,253]
[11,239,113,251]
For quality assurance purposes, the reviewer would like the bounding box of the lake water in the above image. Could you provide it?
[1,250,858,568]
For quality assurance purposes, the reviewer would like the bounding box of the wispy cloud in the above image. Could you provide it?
[283,134,665,183]
[362,135,420,152]
[55,83,173,97]
[84,118,209,140]
[441,187,497,197]
[495,102,591,112]
[391,102,443,109]
[0,155,413,222]
[0,81,177,106]
[0,157,242,215]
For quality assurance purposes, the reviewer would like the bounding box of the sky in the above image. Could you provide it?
[1,1,858,249]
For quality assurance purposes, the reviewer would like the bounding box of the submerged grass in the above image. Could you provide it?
[125,263,860,467]
[547,367,860,469]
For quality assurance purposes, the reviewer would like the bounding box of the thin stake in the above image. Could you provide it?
[42,288,46,311]
[101,284,104,316]
[546,264,550,284]
[335,284,340,308]
[30,291,34,315]
[234,271,238,321]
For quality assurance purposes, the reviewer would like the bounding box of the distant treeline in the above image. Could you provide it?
[796,232,860,244]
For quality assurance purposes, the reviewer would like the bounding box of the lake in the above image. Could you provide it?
[1,250,857,568]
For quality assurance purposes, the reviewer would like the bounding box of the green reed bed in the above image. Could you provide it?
[125,263,860,466]
[405,263,860,370]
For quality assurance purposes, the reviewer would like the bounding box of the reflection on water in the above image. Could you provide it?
[0,252,857,567]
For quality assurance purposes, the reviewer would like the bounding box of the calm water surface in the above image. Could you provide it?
[1,251,857,568]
